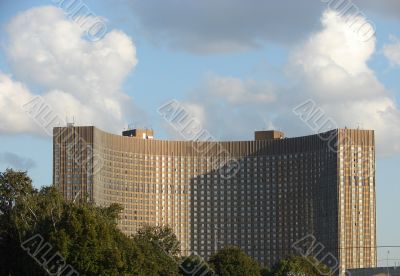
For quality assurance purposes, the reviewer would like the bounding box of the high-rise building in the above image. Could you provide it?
[53,126,376,273]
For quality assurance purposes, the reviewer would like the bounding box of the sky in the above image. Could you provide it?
[0,0,399,266]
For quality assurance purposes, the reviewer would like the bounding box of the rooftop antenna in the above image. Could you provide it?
[66,115,75,127]
[387,250,390,268]
[128,122,136,130]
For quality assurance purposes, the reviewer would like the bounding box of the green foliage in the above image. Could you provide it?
[133,225,181,276]
[260,267,274,276]
[0,168,36,215]
[135,224,181,258]
[45,201,140,275]
[208,246,261,276]
[0,169,337,276]
[179,254,215,276]
[0,169,42,275]
[271,256,334,276]
[0,169,181,276]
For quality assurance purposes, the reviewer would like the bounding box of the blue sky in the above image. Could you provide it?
[0,0,399,266]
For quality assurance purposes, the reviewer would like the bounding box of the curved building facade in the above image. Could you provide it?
[53,126,376,273]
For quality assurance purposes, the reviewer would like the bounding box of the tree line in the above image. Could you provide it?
[0,169,332,275]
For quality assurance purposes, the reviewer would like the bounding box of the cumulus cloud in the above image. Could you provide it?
[0,6,140,135]
[285,10,400,155]
[0,73,40,134]
[177,10,400,155]
[291,10,375,76]
[383,36,400,66]
[163,74,278,140]
[0,151,36,170]
[203,74,276,105]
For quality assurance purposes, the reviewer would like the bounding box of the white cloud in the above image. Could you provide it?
[287,10,400,155]
[178,10,400,156]
[291,10,375,76]
[383,36,400,66]
[0,6,139,135]
[166,74,277,140]
[0,73,38,134]
[204,74,276,105]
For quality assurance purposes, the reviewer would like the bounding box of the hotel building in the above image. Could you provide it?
[53,126,376,273]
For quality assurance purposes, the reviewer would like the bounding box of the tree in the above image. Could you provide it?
[260,267,273,276]
[0,169,42,275]
[0,169,181,275]
[208,246,261,276]
[45,200,141,275]
[133,225,181,276]
[0,169,36,214]
[271,256,334,276]
[1,169,338,276]
[135,224,181,258]
[179,254,215,276]
[0,175,141,275]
